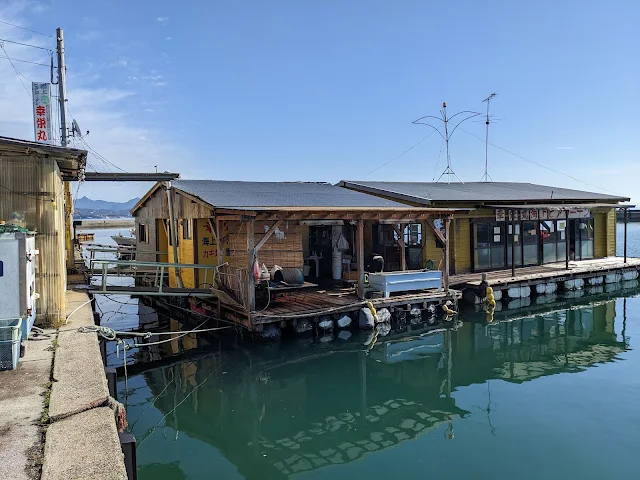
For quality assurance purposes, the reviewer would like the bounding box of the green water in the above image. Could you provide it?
[117,288,640,480]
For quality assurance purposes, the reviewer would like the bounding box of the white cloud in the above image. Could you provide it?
[156,17,168,23]
[151,81,168,87]
[165,36,172,40]
[0,4,191,200]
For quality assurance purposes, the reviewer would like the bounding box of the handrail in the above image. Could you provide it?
[90,259,221,269]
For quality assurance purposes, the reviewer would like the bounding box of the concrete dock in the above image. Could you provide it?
[0,291,127,480]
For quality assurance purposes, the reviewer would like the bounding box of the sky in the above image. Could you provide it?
[0,0,638,203]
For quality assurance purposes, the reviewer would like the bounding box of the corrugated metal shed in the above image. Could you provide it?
[0,136,87,180]
[171,180,413,209]
[339,181,629,203]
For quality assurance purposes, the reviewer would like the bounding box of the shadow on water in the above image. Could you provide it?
[112,283,640,480]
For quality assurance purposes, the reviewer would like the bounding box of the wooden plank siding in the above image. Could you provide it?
[606,207,616,257]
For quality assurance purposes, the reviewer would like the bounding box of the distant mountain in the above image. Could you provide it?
[74,196,141,211]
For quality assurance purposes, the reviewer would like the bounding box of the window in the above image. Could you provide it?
[138,223,148,243]
[182,219,191,240]
[522,221,538,265]
[540,220,567,264]
[473,221,505,271]
[403,223,422,246]
[571,218,594,260]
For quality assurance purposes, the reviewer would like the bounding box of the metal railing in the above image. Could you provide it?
[90,259,223,297]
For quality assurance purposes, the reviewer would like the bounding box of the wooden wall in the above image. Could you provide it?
[606,208,616,257]
[594,212,607,258]
[226,220,304,270]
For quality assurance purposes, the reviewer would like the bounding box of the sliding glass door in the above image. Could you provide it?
[473,221,505,271]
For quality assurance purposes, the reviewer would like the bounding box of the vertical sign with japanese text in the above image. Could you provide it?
[32,82,52,144]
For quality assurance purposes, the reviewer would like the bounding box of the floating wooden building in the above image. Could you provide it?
[339,181,637,303]
[130,181,465,331]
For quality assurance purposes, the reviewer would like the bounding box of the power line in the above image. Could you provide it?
[0,43,32,99]
[0,55,49,67]
[459,127,620,195]
[0,37,52,51]
[0,19,52,37]
[363,132,436,178]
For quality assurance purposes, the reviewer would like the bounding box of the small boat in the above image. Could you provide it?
[111,228,136,247]
[111,235,136,247]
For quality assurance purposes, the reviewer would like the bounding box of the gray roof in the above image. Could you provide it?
[339,181,629,204]
[171,180,413,210]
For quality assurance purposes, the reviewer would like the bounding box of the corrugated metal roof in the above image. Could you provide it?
[339,181,629,203]
[171,180,413,209]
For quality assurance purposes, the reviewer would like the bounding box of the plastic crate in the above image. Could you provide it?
[0,339,20,370]
[0,319,21,341]
[0,320,21,370]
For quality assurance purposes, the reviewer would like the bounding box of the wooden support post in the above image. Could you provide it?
[64,181,74,270]
[391,223,406,271]
[215,218,223,266]
[512,211,516,277]
[624,208,628,263]
[565,210,570,270]
[444,217,451,290]
[246,218,256,312]
[165,184,183,288]
[357,219,365,299]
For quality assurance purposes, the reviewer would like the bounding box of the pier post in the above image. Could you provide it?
[357,219,365,299]
[246,218,256,312]
[565,210,569,270]
[444,216,451,290]
[511,211,515,277]
[624,208,628,263]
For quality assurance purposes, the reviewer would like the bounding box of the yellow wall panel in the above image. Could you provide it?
[594,213,607,258]
[454,218,471,273]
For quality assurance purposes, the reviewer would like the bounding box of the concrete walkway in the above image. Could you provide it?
[41,290,127,480]
[0,326,54,480]
[0,290,128,480]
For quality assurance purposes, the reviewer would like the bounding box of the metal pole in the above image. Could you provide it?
[624,208,628,263]
[56,28,74,270]
[511,211,515,277]
[565,210,569,270]
[56,28,67,147]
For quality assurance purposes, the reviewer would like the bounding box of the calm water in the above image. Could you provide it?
[97,224,640,480]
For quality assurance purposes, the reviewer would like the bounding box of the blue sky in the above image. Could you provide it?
[0,0,638,202]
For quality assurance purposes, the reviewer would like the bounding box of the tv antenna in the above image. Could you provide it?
[413,102,480,183]
[481,93,497,182]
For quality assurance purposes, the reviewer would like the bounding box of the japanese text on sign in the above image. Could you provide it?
[32,83,52,144]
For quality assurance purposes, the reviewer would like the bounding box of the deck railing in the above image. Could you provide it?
[215,264,248,310]
[89,259,221,296]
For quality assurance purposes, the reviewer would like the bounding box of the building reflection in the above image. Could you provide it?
[138,296,627,479]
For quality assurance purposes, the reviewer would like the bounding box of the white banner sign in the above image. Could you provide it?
[32,82,52,144]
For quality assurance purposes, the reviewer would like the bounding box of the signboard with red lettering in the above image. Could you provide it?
[529,209,539,220]
[495,209,506,222]
[32,82,52,144]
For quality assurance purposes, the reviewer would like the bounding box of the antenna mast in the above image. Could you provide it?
[481,93,497,182]
[413,103,480,183]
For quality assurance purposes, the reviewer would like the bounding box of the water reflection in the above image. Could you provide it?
[125,292,630,480]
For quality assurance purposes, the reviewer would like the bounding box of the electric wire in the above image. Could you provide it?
[0,55,49,67]
[363,132,436,178]
[0,42,32,98]
[0,19,52,37]
[0,37,52,51]
[459,127,621,195]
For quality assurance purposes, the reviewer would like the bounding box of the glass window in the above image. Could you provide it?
[474,221,506,270]
[138,223,148,243]
[475,223,490,248]
[182,219,191,240]
[522,221,538,265]
[404,223,422,246]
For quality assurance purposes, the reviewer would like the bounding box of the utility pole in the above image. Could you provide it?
[56,27,73,270]
[481,93,497,182]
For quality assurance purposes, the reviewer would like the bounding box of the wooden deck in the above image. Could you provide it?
[252,287,457,323]
[450,257,640,289]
